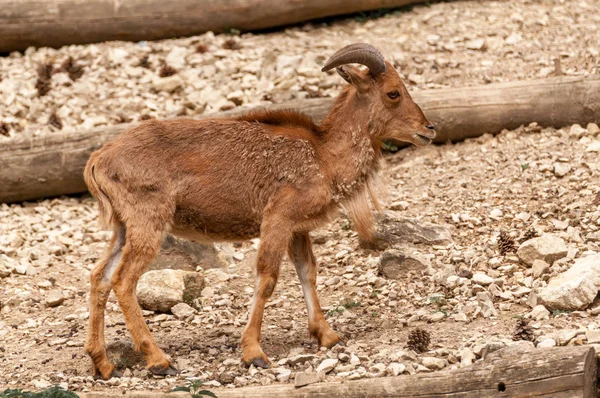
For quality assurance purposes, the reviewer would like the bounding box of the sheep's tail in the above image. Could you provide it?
[84,153,115,229]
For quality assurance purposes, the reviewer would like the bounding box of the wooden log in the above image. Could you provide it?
[77,346,596,398]
[1,74,599,204]
[0,0,426,52]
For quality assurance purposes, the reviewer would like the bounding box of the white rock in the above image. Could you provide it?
[166,46,188,69]
[294,372,320,387]
[528,305,550,321]
[459,347,475,366]
[538,254,600,310]
[275,368,292,382]
[137,269,205,312]
[586,330,600,344]
[569,124,587,138]
[316,358,338,373]
[587,123,600,135]
[517,234,568,265]
[171,302,196,319]
[553,162,571,177]
[537,338,556,348]
[152,74,184,93]
[466,38,486,50]
[586,141,600,152]
[472,273,494,286]
[387,362,405,376]
[489,209,503,219]
[429,312,445,322]
[46,290,65,307]
[420,357,446,370]
[453,312,468,322]
[108,48,129,65]
[532,260,550,278]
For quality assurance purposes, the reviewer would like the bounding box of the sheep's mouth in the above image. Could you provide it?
[413,133,433,146]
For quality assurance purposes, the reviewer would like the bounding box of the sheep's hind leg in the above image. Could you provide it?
[111,225,179,376]
[85,224,126,379]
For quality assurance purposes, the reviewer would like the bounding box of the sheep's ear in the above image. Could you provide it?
[336,65,369,93]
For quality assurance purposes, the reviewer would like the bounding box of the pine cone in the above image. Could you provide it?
[159,64,177,77]
[512,318,534,342]
[407,328,431,353]
[498,231,516,256]
[522,228,537,242]
[48,112,63,130]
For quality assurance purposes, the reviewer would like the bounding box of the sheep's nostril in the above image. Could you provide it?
[426,124,435,130]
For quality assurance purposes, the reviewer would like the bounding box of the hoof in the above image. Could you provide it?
[150,364,180,376]
[249,357,271,369]
[318,330,344,349]
[94,368,123,380]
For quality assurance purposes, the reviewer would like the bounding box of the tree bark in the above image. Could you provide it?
[1,74,599,204]
[0,0,426,52]
[77,346,596,398]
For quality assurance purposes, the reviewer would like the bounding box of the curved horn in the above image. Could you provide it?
[321,43,386,75]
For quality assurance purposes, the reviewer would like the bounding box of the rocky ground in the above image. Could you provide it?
[1,0,600,395]
[1,121,600,393]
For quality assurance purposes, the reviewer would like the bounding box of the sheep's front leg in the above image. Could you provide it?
[241,216,290,368]
[288,232,341,348]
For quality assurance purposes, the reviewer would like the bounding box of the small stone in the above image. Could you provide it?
[586,330,600,344]
[288,354,315,366]
[517,234,568,265]
[537,338,556,348]
[378,249,430,279]
[275,368,292,382]
[538,254,600,310]
[420,357,446,370]
[137,269,205,312]
[387,362,405,376]
[152,75,184,93]
[375,212,453,245]
[45,290,65,307]
[459,348,475,366]
[569,124,587,138]
[170,303,196,319]
[466,38,486,50]
[528,305,550,321]
[553,162,571,177]
[429,312,445,322]
[390,201,410,211]
[586,141,600,152]
[453,312,468,322]
[489,208,503,219]
[294,372,320,387]
[532,260,550,278]
[316,358,338,374]
[557,329,579,346]
[587,123,600,135]
[472,273,494,286]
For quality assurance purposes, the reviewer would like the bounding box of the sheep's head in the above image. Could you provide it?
[322,43,435,146]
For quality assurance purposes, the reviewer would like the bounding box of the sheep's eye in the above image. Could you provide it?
[387,90,400,99]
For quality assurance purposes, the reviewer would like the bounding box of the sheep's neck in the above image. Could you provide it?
[319,89,381,202]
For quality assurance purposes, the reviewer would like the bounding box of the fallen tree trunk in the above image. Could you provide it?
[1,74,599,203]
[0,0,426,52]
[78,346,596,398]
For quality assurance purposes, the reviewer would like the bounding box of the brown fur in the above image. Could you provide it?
[83,51,434,378]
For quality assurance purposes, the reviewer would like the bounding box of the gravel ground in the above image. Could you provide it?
[1,0,600,394]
